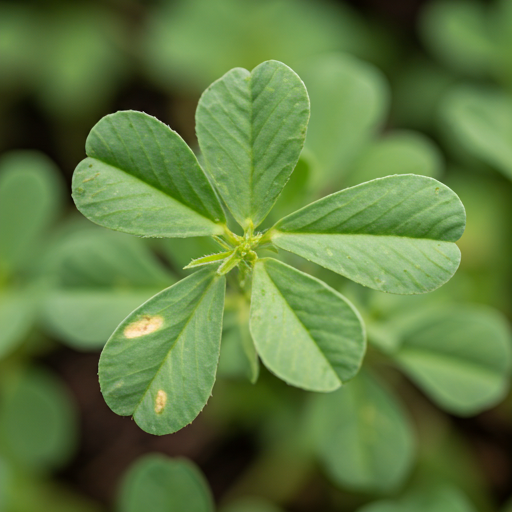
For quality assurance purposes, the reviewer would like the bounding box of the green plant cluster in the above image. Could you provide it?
[71,60,467,437]
[1,1,512,511]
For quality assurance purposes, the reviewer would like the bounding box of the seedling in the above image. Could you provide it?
[72,60,465,435]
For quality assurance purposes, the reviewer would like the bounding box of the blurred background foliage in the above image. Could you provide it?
[0,0,512,511]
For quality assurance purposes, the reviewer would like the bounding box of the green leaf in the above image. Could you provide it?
[308,371,414,492]
[400,485,477,512]
[262,151,313,227]
[221,497,285,512]
[99,267,225,435]
[0,291,36,359]
[250,258,365,392]
[420,0,494,77]
[1,464,102,512]
[196,60,309,228]
[358,483,477,512]
[391,306,512,415]
[346,131,442,187]
[217,251,242,275]
[184,251,233,269]
[0,5,37,91]
[43,229,174,349]
[440,85,512,181]
[117,454,214,512]
[0,366,77,472]
[143,0,372,93]
[35,5,128,119]
[72,110,226,238]
[300,54,388,187]
[49,229,174,289]
[0,151,63,277]
[45,291,164,351]
[270,175,465,294]
[218,299,259,383]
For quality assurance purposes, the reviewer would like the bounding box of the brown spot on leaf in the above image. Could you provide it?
[124,315,164,339]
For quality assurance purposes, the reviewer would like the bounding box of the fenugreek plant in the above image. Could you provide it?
[71,60,466,435]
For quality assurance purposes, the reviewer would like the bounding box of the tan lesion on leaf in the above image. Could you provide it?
[124,315,164,339]
[82,172,100,183]
[155,389,167,414]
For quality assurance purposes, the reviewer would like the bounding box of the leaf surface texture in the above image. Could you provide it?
[250,258,365,391]
[196,60,309,227]
[99,267,225,435]
[271,175,465,294]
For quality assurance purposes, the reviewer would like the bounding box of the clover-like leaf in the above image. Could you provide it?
[143,0,371,93]
[196,60,309,228]
[0,457,100,512]
[0,151,63,358]
[43,229,175,349]
[250,258,365,392]
[0,291,36,360]
[72,111,226,238]
[307,371,414,492]
[0,366,77,472]
[300,53,388,187]
[263,151,313,227]
[420,0,494,77]
[35,5,128,120]
[270,175,465,294]
[99,267,225,435]
[117,454,214,512]
[0,5,36,92]
[0,151,63,277]
[440,85,512,181]
[391,305,512,415]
